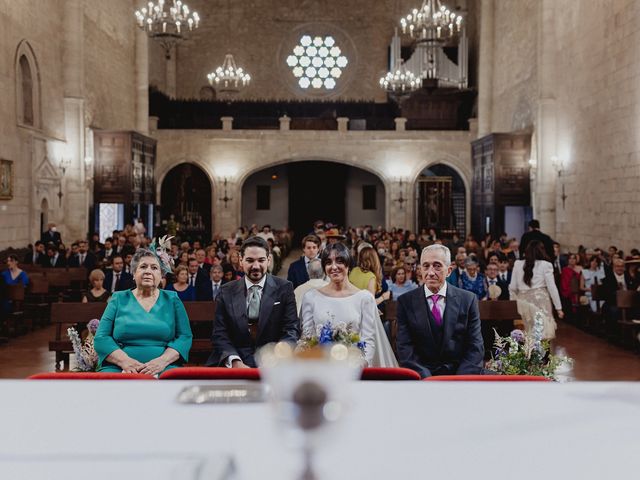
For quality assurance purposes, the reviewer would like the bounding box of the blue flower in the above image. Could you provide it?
[319,322,334,344]
[356,341,366,352]
[510,329,525,343]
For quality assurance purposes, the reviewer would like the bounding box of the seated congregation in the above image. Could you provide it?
[1,219,639,378]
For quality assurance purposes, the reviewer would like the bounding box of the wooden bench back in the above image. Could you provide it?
[7,284,26,302]
[616,290,640,309]
[50,302,107,325]
[479,300,521,321]
[184,301,217,322]
[29,276,49,294]
[44,270,72,288]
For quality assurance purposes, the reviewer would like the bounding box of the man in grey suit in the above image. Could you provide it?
[397,244,484,378]
[206,236,300,368]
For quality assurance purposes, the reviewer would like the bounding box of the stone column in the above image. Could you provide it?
[135,28,149,134]
[477,0,494,137]
[337,117,349,132]
[221,117,234,131]
[535,0,558,237]
[394,117,407,131]
[149,116,159,132]
[62,0,88,242]
[279,115,291,131]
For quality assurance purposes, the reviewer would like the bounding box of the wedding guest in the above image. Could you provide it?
[560,253,585,318]
[288,234,322,289]
[41,223,62,247]
[82,269,110,303]
[519,219,555,260]
[104,254,135,293]
[43,244,67,268]
[195,249,211,276]
[300,242,397,367]
[94,248,192,374]
[207,236,299,368]
[387,266,418,299]
[68,240,97,270]
[349,246,391,308]
[446,252,466,287]
[165,265,196,302]
[196,264,224,302]
[582,255,606,312]
[293,258,328,315]
[228,249,244,278]
[509,241,563,340]
[396,244,484,378]
[460,258,486,301]
[483,263,500,300]
[23,241,45,265]
[2,254,29,312]
[496,257,512,300]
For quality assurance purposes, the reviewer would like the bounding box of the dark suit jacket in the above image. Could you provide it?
[287,257,310,289]
[602,267,635,305]
[207,274,300,367]
[519,229,555,260]
[196,280,222,302]
[496,271,512,300]
[68,252,97,270]
[44,254,67,268]
[103,270,135,293]
[41,231,61,246]
[396,284,484,378]
[23,251,41,265]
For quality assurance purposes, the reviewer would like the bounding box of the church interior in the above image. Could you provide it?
[0,0,639,477]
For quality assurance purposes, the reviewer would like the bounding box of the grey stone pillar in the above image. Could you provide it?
[477,0,494,137]
[136,29,149,134]
[337,117,349,132]
[394,117,407,131]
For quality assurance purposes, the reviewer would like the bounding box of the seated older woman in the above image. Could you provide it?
[82,269,110,303]
[460,257,486,300]
[94,248,193,375]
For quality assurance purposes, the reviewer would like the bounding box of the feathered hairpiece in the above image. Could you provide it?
[149,235,175,275]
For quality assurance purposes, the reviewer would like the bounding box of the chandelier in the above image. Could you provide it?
[400,0,463,43]
[207,54,251,97]
[379,61,421,98]
[134,0,200,58]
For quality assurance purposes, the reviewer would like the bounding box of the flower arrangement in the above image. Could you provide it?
[67,318,100,371]
[297,321,366,354]
[486,311,573,381]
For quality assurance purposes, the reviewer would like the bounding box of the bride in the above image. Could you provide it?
[299,242,398,367]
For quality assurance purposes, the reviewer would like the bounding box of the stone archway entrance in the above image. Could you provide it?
[160,163,212,243]
[416,163,466,238]
[242,160,385,242]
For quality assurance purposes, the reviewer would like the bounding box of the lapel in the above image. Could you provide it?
[440,285,459,354]
[230,279,249,334]
[257,275,277,339]
[411,288,437,354]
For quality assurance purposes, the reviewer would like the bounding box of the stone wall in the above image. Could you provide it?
[149,0,477,101]
[0,0,140,250]
[153,128,473,237]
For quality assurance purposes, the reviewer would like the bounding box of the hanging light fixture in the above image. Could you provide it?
[134,0,200,59]
[379,61,421,98]
[400,0,463,43]
[207,54,251,98]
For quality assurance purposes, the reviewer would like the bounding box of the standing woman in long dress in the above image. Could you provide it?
[300,243,398,367]
[509,240,564,340]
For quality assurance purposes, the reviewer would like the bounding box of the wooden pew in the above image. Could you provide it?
[616,290,640,349]
[479,300,521,358]
[48,300,217,370]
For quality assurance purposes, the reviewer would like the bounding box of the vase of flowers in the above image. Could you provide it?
[486,311,574,381]
[67,318,100,371]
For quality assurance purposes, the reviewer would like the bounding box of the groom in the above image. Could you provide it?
[396,244,484,378]
[206,236,299,368]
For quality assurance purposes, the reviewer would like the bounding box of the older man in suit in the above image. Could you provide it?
[207,236,299,368]
[103,254,135,293]
[397,244,484,378]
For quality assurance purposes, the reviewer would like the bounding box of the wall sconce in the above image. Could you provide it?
[393,178,408,210]
[57,158,70,206]
[218,177,233,208]
[551,155,564,177]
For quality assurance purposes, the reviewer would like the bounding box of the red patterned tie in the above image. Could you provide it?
[431,294,442,326]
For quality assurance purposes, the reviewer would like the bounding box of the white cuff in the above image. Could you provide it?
[225,355,241,368]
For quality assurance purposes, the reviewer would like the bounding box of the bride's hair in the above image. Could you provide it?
[523,240,550,286]
[320,242,353,272]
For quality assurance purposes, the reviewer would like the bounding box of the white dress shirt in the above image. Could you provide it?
[225,275,268,368]
[423,282,448,320]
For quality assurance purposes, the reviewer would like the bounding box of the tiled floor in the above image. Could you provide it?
[1,249,638,380]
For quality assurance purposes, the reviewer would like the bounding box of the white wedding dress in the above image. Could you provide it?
[300,289,398,368]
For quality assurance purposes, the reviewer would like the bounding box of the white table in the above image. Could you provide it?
[1,381,639,479]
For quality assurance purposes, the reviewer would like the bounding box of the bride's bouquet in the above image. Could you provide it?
[297,321,366,354]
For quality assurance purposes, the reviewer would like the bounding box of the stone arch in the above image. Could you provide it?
[158,162,214,242]
[15,40,42,129]
[412,157,472,237]
[240,157,387,240]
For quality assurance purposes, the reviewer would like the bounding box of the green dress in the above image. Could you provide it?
[94,290,193,373]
